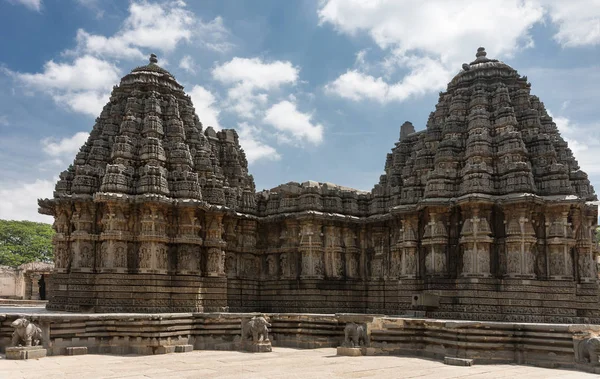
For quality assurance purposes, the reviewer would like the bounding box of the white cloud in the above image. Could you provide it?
[189,85,221,129]
[53,90,110,117]
[12,55,119,116]
[16,55,119,92]
[71,1,231,60]
[319,0,544,61]
[197,16,234,53]
[213,57,298,90]
[7,0,41,11]
[75,0,105,19]
[0,179,54,223]
[263,101,324,145]
[179,55,197,74]
[237,122,281,164]
[319,0,546,103]
[212,57,299,118]
[325,70,388,102]
[326,55,452,103]
[549,111,600,175]
[74,29,145,60]
[544,0,600,47]
[42,132,89,157]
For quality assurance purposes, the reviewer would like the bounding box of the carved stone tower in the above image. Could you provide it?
[40,49,600,322]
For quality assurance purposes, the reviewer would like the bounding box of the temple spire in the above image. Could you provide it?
[149,53,158,64]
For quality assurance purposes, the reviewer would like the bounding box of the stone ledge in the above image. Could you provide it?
[174,345,193,353]
[6,346,47,360]
[444,357,473,366]
[66,347,88,356]
[337,347,362,356]
[241,341,272,353]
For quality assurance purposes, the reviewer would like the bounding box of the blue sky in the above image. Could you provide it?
[1,0,599,223]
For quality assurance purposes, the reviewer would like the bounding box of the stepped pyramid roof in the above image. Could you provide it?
[374,47,596,206]
[41,54,256,213]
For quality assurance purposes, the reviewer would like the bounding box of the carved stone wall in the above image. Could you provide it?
[39,51,600,320]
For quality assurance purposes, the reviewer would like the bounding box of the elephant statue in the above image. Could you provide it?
[242,316,271,343]
[11,318,43,347]
[578,337,600,366]
[343,322,368,348]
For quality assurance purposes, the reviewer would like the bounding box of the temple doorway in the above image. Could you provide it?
[38,275,46,300]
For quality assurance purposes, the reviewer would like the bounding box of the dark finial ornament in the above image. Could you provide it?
[149,54,158,64]
[476,47,487,58]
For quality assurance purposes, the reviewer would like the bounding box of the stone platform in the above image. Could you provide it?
[241,341,272,353]
[5,346,46,360]
[1,311,600,374]
[0,347,596,379]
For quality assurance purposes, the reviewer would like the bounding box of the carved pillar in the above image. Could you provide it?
[70,202,96,273]
[137,204,169,274]
[204,213,226,277]
[400,214,419,278]
[324,225,343,278]
[575,208,598,282]
[545,206,575,280]
[389,218,402,279]
[459,204,493,278]
[369,225,387,279]
[98,202,131,273]
[342,226,359,279]
[53,205,72,273]
[299,220,323,279]
[174,208,203,274]
[30,274,41,300]
[422,207,449,277]
[280,219,298,279]
[265,254,278,278]
[502,205,537,278]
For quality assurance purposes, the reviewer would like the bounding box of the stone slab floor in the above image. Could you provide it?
[0,348,596,379]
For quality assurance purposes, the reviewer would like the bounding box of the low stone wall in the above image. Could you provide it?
[47,273,600,324]
[0,299,48,307]
[1,312,599,374]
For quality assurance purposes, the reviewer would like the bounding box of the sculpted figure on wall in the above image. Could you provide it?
[576,336,600,366]
[11,318,43,347]
[241,316,271,343]
[343,322,368,348]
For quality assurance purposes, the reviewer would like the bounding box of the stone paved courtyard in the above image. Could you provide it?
[0,347,596,379]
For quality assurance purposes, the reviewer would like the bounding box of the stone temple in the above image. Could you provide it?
[38,48,600,323]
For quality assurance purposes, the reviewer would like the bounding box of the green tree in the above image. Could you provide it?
[0,220,54,267]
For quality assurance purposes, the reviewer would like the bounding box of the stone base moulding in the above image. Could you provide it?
[1,312,600,375]
[65,347,87,356]
[336,347,362,356]
[5,346,47,360]
[174,344,193,353]
[241,340,272,353]
[444,357,473,366]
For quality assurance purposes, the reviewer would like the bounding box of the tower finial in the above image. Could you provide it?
[149,53,158,64]
[476,47,486,58]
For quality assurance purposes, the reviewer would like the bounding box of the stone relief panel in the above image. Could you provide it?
[503,210,537,278]
[177,244,199,274]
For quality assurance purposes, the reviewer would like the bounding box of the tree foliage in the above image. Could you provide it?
[0,220,54,267]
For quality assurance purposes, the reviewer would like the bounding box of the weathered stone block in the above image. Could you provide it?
[66,347,88,356]
[174,344,193,353]
[6,346,47,360]
[337,347,362,356]
[154,346,176,354]
[444,357,473,366]
[241,341,272,353]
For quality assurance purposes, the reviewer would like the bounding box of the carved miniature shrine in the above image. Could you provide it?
[38,49,600,323]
